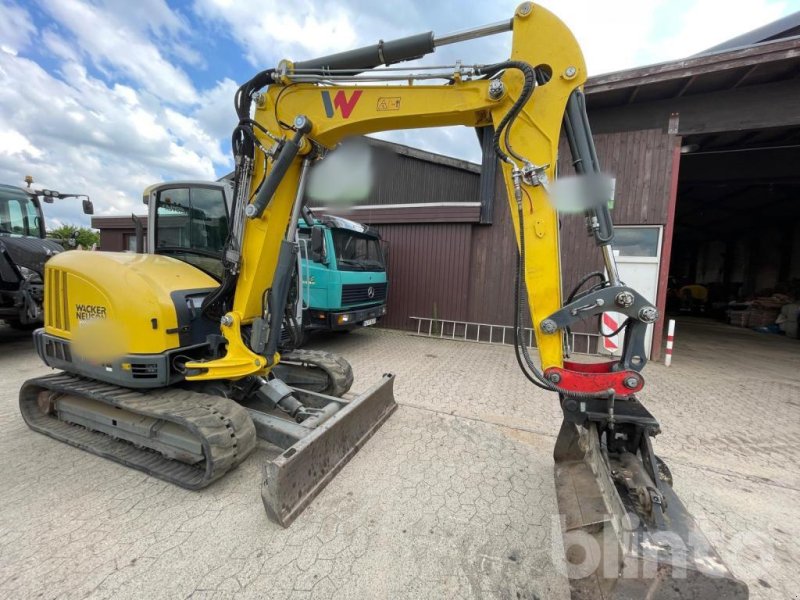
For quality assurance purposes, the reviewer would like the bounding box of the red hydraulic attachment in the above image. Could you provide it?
[544,360,644,398]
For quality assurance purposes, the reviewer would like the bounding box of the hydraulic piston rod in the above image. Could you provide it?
[433,19,513,47]
[291,18,513,75]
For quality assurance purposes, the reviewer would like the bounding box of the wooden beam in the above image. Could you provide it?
[652,127,681,362]
[731,64,760,89]
[314,203,482,225]
[588,78,800,135]
[679,146,800,183]
[680,194,798,232]
[586,37,800,94]
[675,75,697,97]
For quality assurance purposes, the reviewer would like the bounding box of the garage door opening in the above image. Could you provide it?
[668,125,800,341]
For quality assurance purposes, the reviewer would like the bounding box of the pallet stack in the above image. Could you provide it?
[727,293,796,333]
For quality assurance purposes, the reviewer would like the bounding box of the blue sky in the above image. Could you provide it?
[1,0,798,227]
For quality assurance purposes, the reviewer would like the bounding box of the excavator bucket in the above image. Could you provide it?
[553,420,749,599]
[252,373,396,526]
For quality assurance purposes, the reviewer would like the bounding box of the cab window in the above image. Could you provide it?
[155,186,228,253]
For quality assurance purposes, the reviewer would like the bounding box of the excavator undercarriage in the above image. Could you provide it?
[21,367,395,526]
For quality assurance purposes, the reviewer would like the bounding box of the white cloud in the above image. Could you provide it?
[163,108,228,165]
[0,1,236,229]
[645,0,790,60]
[193,0,358,66]
[0,2,36,56]
[536,0,669,75]
[39,0,198,104]
[534,0,795,74]
[0,50,224,227]
[191,78,240,152]
[0,130,43,159]
[40,27,80,63]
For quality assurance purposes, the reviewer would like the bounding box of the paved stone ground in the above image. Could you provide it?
[0,318,798,599]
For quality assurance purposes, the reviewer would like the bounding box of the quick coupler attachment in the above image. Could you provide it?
[553,420,749,599]
[252,373,397,527]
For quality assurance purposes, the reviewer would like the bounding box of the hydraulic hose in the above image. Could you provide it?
[481,63,613,400]
[476,61,537,165]
[204,69,277,319]
[567,271,604,303]
[513,198,613,400]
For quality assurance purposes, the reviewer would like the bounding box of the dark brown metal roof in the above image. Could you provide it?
[363,137,480,174]
[220,136,480,182]
[91,216,143,230]
[699,10,800,54]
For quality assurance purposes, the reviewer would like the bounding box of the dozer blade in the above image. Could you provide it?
[553,421,748,599]
[260,373,396,526]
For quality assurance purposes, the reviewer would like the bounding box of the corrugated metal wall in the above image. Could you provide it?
[363,128,675,333]
[465,175,521,326]
[307,143,481,208]
[372,223,473,330]
[558,128,676,298]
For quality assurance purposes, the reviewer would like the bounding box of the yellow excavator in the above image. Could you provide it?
[20,3,747,597]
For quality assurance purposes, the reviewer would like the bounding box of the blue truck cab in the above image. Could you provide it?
[297,215,388,333]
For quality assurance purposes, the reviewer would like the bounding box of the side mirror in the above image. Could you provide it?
[310,227,325,263]
[82,199,94,215]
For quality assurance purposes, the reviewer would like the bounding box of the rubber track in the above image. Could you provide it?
[278,349,354,397]
[19,373,257,490]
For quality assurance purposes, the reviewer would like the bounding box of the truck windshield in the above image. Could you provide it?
[0,192,41,237]
[330,229,384,271]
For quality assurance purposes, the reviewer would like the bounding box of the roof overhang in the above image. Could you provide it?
[585,35,800,108]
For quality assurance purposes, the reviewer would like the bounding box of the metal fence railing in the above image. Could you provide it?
[409,316,601,355]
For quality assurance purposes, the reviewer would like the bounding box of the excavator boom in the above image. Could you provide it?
[206,2,746,596]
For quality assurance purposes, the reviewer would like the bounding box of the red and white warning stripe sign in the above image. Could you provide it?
[601,311,623,355]
[665,319,676,367]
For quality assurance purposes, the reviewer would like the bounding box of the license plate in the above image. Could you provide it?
[362,318,377,327]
